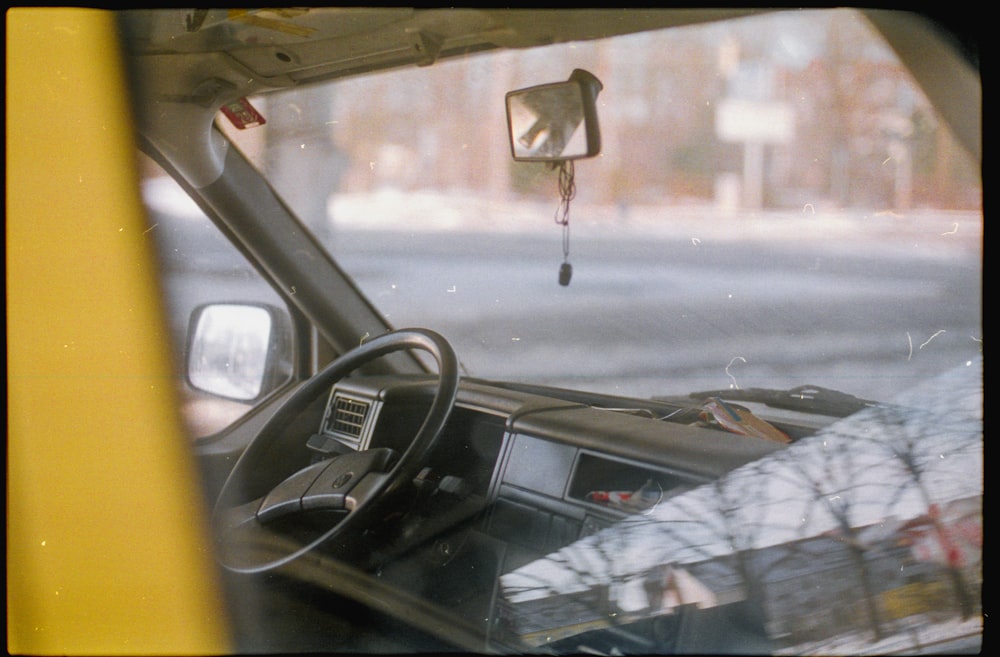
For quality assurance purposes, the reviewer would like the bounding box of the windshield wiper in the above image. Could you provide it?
[669,385,880,418]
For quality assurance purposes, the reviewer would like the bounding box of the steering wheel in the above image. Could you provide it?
[213,328,459,574]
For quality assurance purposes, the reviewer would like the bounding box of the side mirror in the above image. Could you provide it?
[506,69,603,162]
[186,303,292,402]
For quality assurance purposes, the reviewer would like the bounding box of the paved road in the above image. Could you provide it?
[155,214,982,405]
[329,225,982,402]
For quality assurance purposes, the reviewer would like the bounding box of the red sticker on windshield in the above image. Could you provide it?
[220,97,266,129]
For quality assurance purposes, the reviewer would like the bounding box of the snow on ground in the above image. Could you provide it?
[327,188,982,258]
[775,613,982,655]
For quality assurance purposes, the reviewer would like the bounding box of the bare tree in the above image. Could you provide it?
[869,401,982,619]
[766,431,901,641]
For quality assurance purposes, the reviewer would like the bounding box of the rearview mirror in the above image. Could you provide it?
[186,303,292,401]
[506,69,603,162]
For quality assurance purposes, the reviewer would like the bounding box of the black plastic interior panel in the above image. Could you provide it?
[501,434,576,498]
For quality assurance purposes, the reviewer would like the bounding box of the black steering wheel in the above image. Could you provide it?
[213,328,459,574]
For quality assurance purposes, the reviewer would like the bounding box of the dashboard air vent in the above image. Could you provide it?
[330,395,371,439]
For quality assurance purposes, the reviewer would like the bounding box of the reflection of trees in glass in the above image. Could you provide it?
[640,459,776,630]
[500,358,981,649]
[870,401,981,619]
[767,429,900,640]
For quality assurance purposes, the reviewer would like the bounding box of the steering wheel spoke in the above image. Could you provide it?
[253,459,326,521]
[303,448,396,513]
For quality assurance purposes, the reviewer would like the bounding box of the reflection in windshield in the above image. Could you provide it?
[221,9,981,403]
[500,357,982,652]
[508,84,586,159]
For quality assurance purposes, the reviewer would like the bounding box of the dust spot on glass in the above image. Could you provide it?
[725,356,746,389]
[919,330,946,350]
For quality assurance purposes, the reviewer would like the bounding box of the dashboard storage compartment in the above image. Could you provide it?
[568,452,694,513]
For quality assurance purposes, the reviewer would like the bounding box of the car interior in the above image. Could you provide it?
[105,8,984,654]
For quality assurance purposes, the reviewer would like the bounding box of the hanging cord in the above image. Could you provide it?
[555,160,575,285]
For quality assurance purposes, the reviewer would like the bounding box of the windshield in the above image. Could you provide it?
[221,8,981,404]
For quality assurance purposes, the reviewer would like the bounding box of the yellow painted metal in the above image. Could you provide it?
[7,8,232,654]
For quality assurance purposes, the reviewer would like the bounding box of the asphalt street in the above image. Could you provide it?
[329,223,981,402]
[156,214,982,406]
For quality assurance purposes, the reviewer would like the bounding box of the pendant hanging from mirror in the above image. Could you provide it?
[555,160,575,286]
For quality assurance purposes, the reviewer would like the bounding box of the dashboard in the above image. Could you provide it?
[289,373,803,647]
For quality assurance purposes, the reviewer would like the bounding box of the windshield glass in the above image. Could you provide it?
[222,8,981,403]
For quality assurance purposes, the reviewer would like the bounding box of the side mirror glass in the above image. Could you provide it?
[186,303,292,401]
[506,69,603,162]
